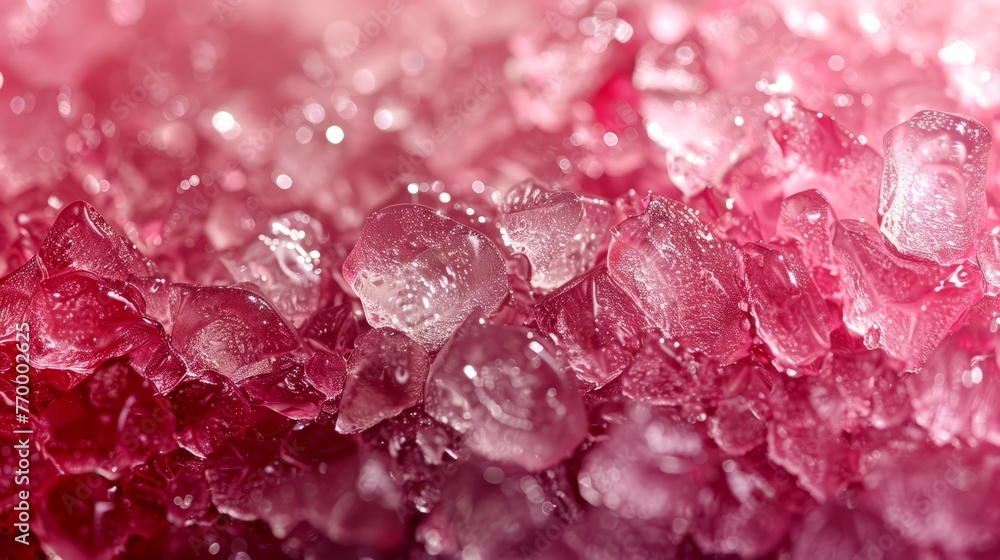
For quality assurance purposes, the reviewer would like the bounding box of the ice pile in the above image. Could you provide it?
[5,0,1000,559]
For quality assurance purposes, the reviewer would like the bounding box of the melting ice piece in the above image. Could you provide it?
[342,204,509,351]
[832,219,984,368]
[534,267,645,389]
[879,110,992,264]
[607,195,750,362]
[742,241,831,371]
[501,179,612,291]
[221,211,326,326]
[336,328,430,434]
[424,318,587,471]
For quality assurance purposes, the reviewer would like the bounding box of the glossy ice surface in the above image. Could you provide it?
[6,0,1000,558]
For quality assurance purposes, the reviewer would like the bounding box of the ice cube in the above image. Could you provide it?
[879,110,992,263]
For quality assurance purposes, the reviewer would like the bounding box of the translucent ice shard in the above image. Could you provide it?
[501,180,612,292]
[707,395,768,455]
[879,111,991,264]
[534,267,645,389]
[977,230,1000,294]
[221,211,326,326]
[424,318,587,471]
[829,349,911,431]
[336,328,430,434]
[742,241,831,371]
[0,258,39,343]
[619,330,717,407]
[607,195,750,362]
[775,189,840,297]
[342,204,509,351]
[239,356,325,420]
[37,201,155,281]
[832,219,984,368]
[169,285,299,379]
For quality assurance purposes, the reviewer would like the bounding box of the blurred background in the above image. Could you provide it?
[2,0,998,286]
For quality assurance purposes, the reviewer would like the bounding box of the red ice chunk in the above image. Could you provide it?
[29,270,156,371]
[501,180,612,291]
[39,359,174,478]
[37,201,154,281]
[169,371,253,458]
[742,241,831,372]
[239,356,325,421]
[907,318,1000,446]
[767,378,859,500]
[832,219,984,368]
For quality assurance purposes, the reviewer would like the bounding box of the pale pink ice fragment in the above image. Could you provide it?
[832,219,984,368]
[607,195,750,362]
[424,318,587,471]
[879,110,992,264]
[742,241,831,371]
[501,180,612,292]
[534,267,645,389]
[335,328,430,434]
[776,189,839,298]
[578,405,710,525]
[907,318,1000,446]
[342,204,509,351]
[765,96,884,226]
